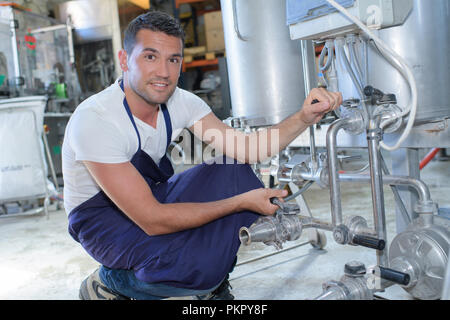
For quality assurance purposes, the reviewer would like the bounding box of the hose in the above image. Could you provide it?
[335,38,369,121]
[318,40,335,72]
[326,0,418,151]
[347,35,365,88]
[419,148,441,170]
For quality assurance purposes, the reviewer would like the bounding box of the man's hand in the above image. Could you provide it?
[298,88,343,126]
[238,188,288,216]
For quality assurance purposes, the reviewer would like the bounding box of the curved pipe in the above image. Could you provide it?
[326,118,352,226]
[339,173,431,203]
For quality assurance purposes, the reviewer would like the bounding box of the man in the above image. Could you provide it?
[62,11,342,300]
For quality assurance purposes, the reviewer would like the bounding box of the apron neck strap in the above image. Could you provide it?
[160,104,172,151]
[119,80,172,152]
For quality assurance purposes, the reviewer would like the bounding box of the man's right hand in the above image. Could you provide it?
[238,188,288,216]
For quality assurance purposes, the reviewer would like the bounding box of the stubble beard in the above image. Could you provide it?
[129,78,176,107]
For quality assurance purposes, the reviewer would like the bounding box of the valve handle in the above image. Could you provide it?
[352,234,385,250]
[375,266,410,286]
[270,197,283,208]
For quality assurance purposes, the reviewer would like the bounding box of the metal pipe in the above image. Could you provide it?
[367,118,388,266]
[300,39,317,168]
[326,118,352,226]
[42,127,59,191]
[300,216,334,232]
[338,173,431,203]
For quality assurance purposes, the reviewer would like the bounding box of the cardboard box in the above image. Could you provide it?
[205,28,225,52]
[204,11,223,31]
[203,11,225,52]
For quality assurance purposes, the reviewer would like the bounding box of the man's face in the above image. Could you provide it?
[123,29,183,106]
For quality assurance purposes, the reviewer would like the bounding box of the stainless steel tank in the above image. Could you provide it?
[220,0,313,126]
[367,0,450,123]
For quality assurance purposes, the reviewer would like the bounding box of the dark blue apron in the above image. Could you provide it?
[68,82,262,290]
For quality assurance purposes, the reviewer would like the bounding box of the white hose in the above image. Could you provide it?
[326,0,418,151]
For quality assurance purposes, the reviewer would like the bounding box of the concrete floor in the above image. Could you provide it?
[0,154,449,300]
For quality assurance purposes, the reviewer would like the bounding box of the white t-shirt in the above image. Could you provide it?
[62,78,211,214]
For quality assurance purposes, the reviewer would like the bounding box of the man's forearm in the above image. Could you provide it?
[242,110,308,163]
[147,194,247,235]
[268,110,309,153]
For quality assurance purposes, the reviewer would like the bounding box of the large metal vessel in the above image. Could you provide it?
[57,0,122,81]
[220,0,313,126]
[367,0,450,123]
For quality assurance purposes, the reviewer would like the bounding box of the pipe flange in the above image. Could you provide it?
[373,104,403,133]
[333,224,350,245]
[343,109,365,136]
[322,280,351,299]
[344,215,368,235]
[413,200,438,215]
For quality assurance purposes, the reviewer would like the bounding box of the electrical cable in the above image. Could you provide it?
[347,36,365,88]
[335,38,370,121]
[318,41,334,72]
[326,0,418,151]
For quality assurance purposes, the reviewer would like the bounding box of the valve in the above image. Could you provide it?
[239,214,303,250]
[332,216,385,250]
[363,85,397,106]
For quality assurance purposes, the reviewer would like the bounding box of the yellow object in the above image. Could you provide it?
[127,0,150,9]
[183,46,206,56]
[205,52,215,60]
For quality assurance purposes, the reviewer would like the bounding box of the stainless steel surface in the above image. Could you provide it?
[367,0,450,123]
[239,214,303,249]
[300,39,317,166]
[42,129,59,191]
[389,214,450,300]
[367,120,388,266]
[57,0,118,42]
[220,0,314,126]
[443,251,450,300]
[231,0,247,41]
[315,275,373,300]
[57,0,122,79]
[7,7,20,83]
[343,215,377,239]
[326,118,352,227]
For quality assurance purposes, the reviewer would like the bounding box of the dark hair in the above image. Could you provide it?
[123,10,185,54]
